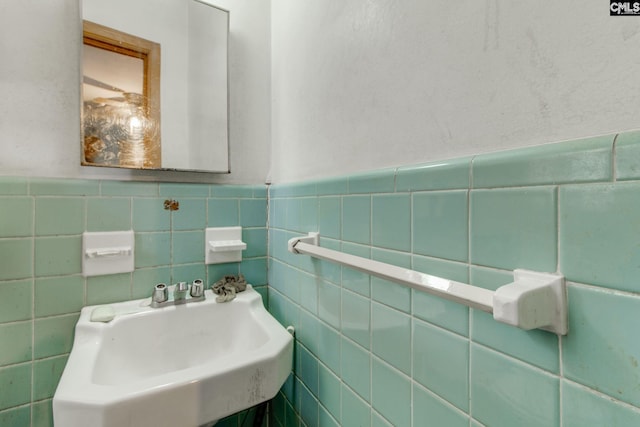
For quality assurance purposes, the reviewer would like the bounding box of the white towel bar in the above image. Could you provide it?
[287,232,567,335]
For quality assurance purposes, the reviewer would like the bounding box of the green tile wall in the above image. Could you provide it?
[0,178,268,427]
[268,131,640,426]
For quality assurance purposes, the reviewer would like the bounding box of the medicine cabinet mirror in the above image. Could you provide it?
[81,0,230,173]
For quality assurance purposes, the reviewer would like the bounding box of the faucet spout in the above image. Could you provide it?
[174,282,189,302]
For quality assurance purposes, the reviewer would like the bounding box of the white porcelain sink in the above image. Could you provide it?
[53,285,293,427]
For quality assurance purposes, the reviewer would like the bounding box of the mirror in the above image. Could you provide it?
[81,0,229,173]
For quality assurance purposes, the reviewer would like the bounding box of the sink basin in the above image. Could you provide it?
[53,285,293,427]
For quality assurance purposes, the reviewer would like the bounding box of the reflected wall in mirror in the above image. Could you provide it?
[82,21,161,168]
[81,0,230,173]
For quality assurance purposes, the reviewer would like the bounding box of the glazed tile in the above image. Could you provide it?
[317,322,341,375]
[396,157,471,191]
[0,177,28,195]
[560,182,640,292]
[0,197,33,237]
[242,228,268,258]
[35,197,84,236]
[318,280,340,329]
[372,412,393,427]
[413,383,468,427]
[210,185,253,198]
[562,285,640,407]
[172,231,205,264]
[342,195,370,245]
[413,190,468,262]
[341,289,370,349]
[158,183,209,197]
[172,264,206,285]
[316,177,348,196]
[86,273,131,305]
[341,384,370,426]
[562,380,640,427]
[0,322,31,366]
[134,232,171,268]
[298,344,319,396]
[33,355,68,400]
[348,169,395,194]
[86,198,131,232]
[371,302,411,374]
[298,197,318,233]
[412,255,469,336]
[472,135,613,188]
[341,337,370,401]
[341,243,371,297]
[318,197,341,239]
[319,406,339,427]
[413,319,469,411]
[0,364,31,410]
[297,380,318,427]
[371,358,410,427]
[615,130,640,180]
[132,198,170,231]
[371,248,411,313]
[101,181,158,196]
[35,276,84,317]
[35,236,81,277]
[372,194,410,252]
[0,280,32,322]
[471,344,559,427]
[240,198,268,227]
[0,239,32,280]
[172,198,206,230]
[470,187,556,271]
[240,257,267,286]
[34,314,78,359]
[318,363,341,421]
[207,199,239,227]
[0,405,30,426]
[30,178,99,196]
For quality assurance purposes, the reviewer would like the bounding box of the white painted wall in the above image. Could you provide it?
[0,0,270,184]
[270,0,640,183]
[4,1,640,185]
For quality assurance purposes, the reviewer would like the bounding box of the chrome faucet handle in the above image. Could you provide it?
[152,283,168,304]
[190,279,204,298]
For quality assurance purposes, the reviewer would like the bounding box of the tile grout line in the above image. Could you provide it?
[409,189,414,427]
[564,377,640,415]
[559,333,564,427]
[30,186,35,427]
[467,158,474,425]
[129,195,134,299]
[612,133,619,183]
[557,183,564,427]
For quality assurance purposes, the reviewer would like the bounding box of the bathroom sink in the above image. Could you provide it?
[53,285,293,427]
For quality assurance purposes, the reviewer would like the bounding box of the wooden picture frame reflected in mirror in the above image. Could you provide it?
[82,20,161,168]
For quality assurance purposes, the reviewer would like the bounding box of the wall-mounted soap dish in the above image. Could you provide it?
[82,231,135,277]
[205,227,246,264]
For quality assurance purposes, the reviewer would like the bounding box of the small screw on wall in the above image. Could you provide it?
[164,199,179,211]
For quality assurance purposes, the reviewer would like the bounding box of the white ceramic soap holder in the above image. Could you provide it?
[205,227,247,264]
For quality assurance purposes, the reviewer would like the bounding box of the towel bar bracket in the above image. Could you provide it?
[494,270,567,335]
[288,232,318,254]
